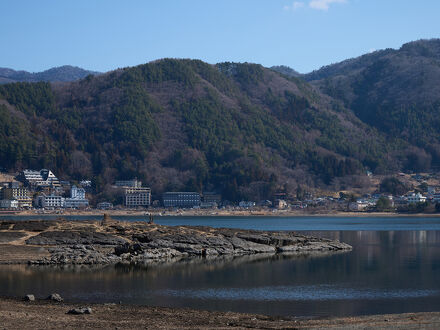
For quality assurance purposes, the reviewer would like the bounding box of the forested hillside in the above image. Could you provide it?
[0,58,413,201]
[304,39,440,171]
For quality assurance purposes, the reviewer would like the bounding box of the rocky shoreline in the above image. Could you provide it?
[0,219,351,265]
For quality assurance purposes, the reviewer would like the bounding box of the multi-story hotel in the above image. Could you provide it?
[1,183,32,208]
[125,187,151,207]
[162,192,201,208]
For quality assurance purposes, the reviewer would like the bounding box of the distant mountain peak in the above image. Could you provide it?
[0,65,101,84]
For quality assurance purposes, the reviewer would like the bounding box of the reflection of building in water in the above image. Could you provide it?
[293,230,440,267]
[418,231,427,244]
[408,230,428,244]
[388,231,395,243]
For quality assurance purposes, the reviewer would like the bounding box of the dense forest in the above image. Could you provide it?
[1,41,439,202]
[300,39,440,172]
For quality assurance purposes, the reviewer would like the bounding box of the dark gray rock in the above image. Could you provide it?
[24,294,35,302]
[26,231,127,246]
[114,243,143,256]
[0,232,26,243]
[11,220,57,232]
[277,240,352,253]
[236,233,272,246]
[205,236,234,252]
[173,243,205,255]
[132,233,156,243]
[140,248,183,260]
[229,236,277,254]
[144,239,176,249]
[47,293,63,302]
[277,245,301,253]
[266,233,307,246]
[67,307,92,315]
[34,245,121,265]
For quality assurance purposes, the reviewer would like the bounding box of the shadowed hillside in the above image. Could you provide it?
[305,39,440,171]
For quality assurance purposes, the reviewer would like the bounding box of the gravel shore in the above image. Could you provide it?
[1,297,439,329]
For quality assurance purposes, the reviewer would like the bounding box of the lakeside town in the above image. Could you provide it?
[2,168,440,215]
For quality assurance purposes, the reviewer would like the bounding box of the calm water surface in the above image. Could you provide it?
[1,215,440,317]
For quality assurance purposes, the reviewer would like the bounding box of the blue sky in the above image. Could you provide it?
[1,0,439,73]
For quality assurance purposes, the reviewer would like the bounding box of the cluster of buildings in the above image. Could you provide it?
[349,191,434,211]
[35,185,89,209]
[117,180,152,208]
[0,169,89,210]
[0,182,32,208]
[5,168,440,212]
[0,172,224,211]
[116,180,221,209]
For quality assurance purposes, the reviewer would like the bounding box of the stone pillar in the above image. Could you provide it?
[102,213,111,226]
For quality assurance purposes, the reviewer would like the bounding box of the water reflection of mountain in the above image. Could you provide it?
[306,231,440,287]
[307,230,440,247]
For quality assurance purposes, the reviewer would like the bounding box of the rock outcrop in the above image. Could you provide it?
[16,220,352,265]
[26,231,127,246]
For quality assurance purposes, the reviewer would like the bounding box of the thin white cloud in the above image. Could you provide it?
[309,0,347,11]
[293,1,305,9]
[284,1,305,11]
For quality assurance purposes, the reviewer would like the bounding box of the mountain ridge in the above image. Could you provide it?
[0,65,100,84]
[1,40,439,201]
[302,38,440,171]
[0,58,402,201]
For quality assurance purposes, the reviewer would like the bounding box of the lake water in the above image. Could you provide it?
[1,215,440,317]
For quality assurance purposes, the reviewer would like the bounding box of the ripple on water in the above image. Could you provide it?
[160,285,440,301]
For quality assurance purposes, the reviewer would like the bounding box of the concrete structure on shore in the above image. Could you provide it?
[0,183,32,208]
[163,192,201,208]
[64,199,89,209]
[35,194,65,208]
[202,192,221,204]
[0,199,18,208]
[97,202,113,210]
[65,185,89,209]
[17,169,60,189]
[70,185,86,199]
[115,179,142,188]
[125,187,151,207]
[349,200,371,211]
[239,201,256,208]
[407,192,427,204]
